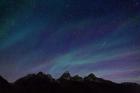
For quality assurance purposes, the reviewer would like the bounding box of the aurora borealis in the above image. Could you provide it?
[0,0,140,83]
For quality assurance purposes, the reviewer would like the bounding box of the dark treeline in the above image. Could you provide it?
[0,72,140,93]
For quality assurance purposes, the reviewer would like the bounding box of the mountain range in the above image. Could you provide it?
[0,72,140,93]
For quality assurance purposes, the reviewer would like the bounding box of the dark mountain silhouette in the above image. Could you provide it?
[71,75,83,81]
[0,76,13,93]
[58,71,72,81]
[0,72,140,93]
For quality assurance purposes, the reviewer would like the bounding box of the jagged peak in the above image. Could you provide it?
[36,72,47,78]
[88,73,96,77]
[84,73,96,81]
[59,71,71,80]
[37,72,44,76]
[62,71,71,77]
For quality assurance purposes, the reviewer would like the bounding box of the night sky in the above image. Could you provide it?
[0,0,140,83]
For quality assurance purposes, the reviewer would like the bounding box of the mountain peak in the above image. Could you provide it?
[59,71,71,80]
[37,72,44,76]
[36,72,49,79]
[84,73,96,81]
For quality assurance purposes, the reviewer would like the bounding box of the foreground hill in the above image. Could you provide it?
[0,72,140,93]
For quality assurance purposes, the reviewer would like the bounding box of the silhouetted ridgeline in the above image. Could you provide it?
[0,72,140,93]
